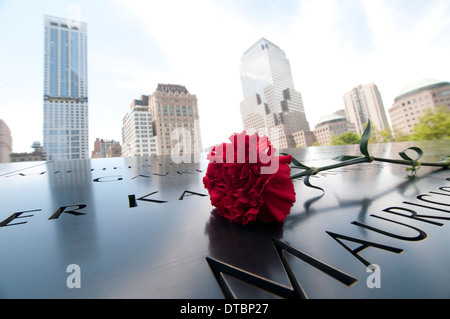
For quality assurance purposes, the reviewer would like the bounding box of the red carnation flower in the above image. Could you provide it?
[202,132,296,225]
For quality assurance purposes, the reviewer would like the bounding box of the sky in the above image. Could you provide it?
[0,0,449,153]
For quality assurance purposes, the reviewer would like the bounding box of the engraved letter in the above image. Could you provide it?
[178,190,207,200]
[128,192,168,207]
[48,204,87,220]
[352,214,427,241]
[439,186,450,193]
[326,231,403,267]
[403,201,450,214]
[128,195,138,208]
[0,209,41,227]
[383,206,446,226]
[416,193,450,206]
[93,176,123,182]
[206,238,357,299]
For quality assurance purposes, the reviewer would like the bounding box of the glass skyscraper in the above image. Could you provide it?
[239,38,311,149]
[43,15,88,160]
[240,38,304,114]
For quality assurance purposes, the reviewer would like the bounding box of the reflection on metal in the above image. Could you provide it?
[0,141,449,298]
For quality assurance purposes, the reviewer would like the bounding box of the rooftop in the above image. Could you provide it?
[395,78,450,101]
[156,83,189,94]
[243,37,281,56]
[316,113,346,127]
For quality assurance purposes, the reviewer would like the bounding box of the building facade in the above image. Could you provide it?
[106,143,122,158]
[148,84,202,156]
[240,39,304,114]
[343,83,390,135]
[91,138,122,158]
[292,130,316,148]
[312,113,356,146]
[122,99,158,157]
[0,120,12,163]
[388,78,450,136]
[10,142,44,162]
[123,84,202,158]
[239,38,311,149]
[43,15,89,160]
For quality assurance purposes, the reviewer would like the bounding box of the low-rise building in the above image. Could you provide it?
[10,142,44,162]
[91,138,122,158]
[388,78,450,136]
[313,114,356,146]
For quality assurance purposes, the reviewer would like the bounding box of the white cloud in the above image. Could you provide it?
[280,0,362,127]
[360,0,450,104]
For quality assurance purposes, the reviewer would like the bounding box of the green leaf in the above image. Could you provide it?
[359,120,371,158]
[398,147,423,175]
[281,153,310,170]
[440,156,450,164]
[398,147,423,162]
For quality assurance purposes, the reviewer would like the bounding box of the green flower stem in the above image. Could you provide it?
[287,120,448,187]
[290,156,373,180]
[372,156,450,167]
[290,155,449,180]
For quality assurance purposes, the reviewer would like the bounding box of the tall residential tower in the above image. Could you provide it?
[43,15,88,160]
[239,38,311,149]
[122,96,158,157]
[343,83,390,135]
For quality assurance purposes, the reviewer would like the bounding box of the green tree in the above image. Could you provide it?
[409,105,450,141]
[391,127,411,142]
[331,132,361,145]
[369,126,395,143]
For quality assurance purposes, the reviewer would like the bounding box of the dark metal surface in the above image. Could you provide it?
[0,141,449,298]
